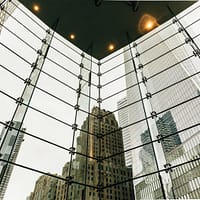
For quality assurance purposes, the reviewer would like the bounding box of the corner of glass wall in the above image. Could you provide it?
[1,0,200,199]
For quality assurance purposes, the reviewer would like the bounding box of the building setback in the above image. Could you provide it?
[29,174,58,200]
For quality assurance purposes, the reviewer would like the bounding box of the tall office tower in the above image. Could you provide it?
[137,112,182,199]
[140,111,181,169]
[136,130,200,199]
[0,0,19,33]
[62,107,134,200]
[137,112,181,198]
[167,130,200,199]
[29,174,58,200]
[55,162,70,200]
[117,97,132,167]
[123,5,200,198]
[156,111,181,154]
[0,121,25,199]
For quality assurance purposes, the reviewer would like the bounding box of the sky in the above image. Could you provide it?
[0,2,126,199]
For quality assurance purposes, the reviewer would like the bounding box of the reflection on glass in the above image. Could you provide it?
[1,1,200,199]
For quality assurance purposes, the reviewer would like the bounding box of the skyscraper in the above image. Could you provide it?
[117,97,132,167]
[140,111,181,168]
[0,0,200,199]
[167,130,200,199]
[0,121,25,199]
[65,107,134,200]
[136,130,200,199]
[156,111,181,154]
[29,174,58,200]
[136,112,182,199]
[123,4,200,198]
[29,107,134,200]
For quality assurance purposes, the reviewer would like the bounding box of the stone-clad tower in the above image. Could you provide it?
[66,107,134,200]
[29,174,58,200]
[29,107,134,200]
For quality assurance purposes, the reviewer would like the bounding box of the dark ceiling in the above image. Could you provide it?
[19,0,195,60]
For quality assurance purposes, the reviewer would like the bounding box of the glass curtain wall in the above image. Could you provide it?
[0,0,200,199]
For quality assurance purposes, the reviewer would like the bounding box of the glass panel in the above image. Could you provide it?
[135,173,164,199]
[1,1,200,199]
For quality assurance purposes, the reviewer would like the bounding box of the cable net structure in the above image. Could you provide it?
[0,0,200,199]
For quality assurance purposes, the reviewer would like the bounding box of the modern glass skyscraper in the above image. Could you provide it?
[123,3,200,198]
[117,97,132,167]
[136,112,183,199]
[140,111,181,165]
[0,121,25,199]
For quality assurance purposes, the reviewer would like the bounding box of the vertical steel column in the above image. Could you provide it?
[97,61,103,200]
[0,23,57,185]
[132,41,174,199]
[83,46,93,199]
[66,52,86,199]
[126,32,170,199]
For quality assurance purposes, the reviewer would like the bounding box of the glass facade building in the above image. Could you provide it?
[0,0,200,199]
[117,97,132,167]
[0,121,25,199]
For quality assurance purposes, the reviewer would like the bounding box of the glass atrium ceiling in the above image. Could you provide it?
[19,0,195,59]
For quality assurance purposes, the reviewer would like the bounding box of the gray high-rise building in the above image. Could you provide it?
[156,111,181,154]
[140,111,181,165]
[136,129,200,199]
[137,111,182,199]
[117,97,132,167]
[123,3,200,198]
[0,121,25,199]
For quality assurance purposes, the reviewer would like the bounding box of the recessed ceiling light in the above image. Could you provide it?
[108,44,115,51]
[70,34,75,40]
[33,4,40,12]
[145,21,154,30]
[138,14,159,34]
